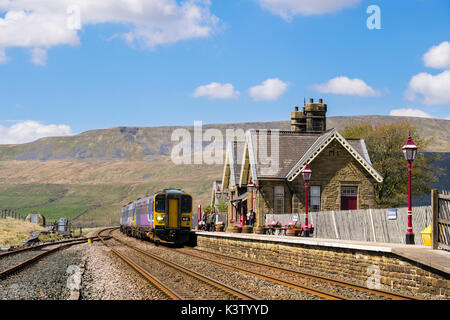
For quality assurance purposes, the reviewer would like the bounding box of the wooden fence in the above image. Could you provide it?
[0,209,24,221]
[265,205,432,245]
[432,189,450,251]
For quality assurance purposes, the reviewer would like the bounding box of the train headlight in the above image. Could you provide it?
[156,216,165,221]
[182,217,190,221]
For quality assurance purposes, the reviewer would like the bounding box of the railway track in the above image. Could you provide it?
[0,238,89,280]
[174,247,421,301]
[0,238,93,259]
[99,228,259,300]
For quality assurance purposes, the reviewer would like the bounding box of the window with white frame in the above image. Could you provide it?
[274,186,284,214]
[310,186,321,212]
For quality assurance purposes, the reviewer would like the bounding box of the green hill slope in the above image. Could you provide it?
[0,116,447,162]
[0,115,447,226]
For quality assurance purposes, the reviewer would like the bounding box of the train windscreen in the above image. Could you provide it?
[181,195,192,213]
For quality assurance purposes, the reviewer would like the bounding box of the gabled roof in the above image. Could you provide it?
[237,128,383,185]
[286,129,383,183]
[221,140,245,189]
[240,129,331,182]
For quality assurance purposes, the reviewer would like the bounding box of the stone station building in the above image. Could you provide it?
[217,99,384,229]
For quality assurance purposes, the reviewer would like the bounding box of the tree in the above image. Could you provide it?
[342,121,442,208]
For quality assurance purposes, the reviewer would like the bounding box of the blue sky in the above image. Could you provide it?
[0,0,449,143]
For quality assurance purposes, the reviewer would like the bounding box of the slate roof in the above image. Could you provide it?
[248,129,330,179]
[245,128,382,183]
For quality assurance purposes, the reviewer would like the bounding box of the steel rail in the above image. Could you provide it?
[0,238,93,259]
[183,248,420,300]
[110,235,259,300]
[174,247,346,300]
[97,228,183,300]
[0,239,88,280]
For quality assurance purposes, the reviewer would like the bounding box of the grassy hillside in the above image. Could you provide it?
[0,116,447,227]
[0,217,46,248]
[0,116,447,162]
[0,158,222,226]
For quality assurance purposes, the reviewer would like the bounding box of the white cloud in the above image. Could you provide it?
[0,0,218,64]
[313,76,380,97]
[423,41,450,69]
[248,78,288,101]
[258,0,361,20]
[405,70,450,105]
[193,82,240,99]
[30,48,48,66]
[0,120,72,144]
[389,108,433,118]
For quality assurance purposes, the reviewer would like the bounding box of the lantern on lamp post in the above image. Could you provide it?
[301,163,312,237]
[402,132,417,245]
[216,185,221,199]
[247,178,256,226]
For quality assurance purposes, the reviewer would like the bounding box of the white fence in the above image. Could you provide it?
[265,206,432,245]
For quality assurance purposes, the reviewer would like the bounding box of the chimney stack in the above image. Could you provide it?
[290,106,306,132]
[290,98,327,133]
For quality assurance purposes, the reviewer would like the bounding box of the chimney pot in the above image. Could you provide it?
[295,106,299,111]
[319,98,323,103]
[309,98,314,103]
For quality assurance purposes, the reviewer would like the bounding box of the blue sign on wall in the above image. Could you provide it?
[388,209,397,220]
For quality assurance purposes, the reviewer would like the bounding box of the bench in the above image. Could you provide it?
[278,221,296,235]
[264,220,280,235]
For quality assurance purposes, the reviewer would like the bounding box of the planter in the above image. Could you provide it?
[286,228,297,236]
[242,226,253,233]
[215,225,224,232]
[231,225,242,233]
[254,226,265,234]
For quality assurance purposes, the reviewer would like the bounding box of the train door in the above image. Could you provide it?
[168,198,179,228]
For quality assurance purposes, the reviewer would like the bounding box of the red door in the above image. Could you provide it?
[341,196,357,210]
[341,187,358,210]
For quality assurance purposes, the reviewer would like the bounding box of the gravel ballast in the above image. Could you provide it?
[0,244,84,300]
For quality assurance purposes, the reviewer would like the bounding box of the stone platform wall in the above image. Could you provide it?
[196,234,449,298]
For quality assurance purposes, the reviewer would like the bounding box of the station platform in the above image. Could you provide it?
[195,231,450,276]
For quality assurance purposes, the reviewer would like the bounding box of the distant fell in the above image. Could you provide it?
[0,115,447,161]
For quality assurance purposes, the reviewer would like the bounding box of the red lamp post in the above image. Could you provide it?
[247,178,257,226]
[402,133,418,245]
[301,163,312,237]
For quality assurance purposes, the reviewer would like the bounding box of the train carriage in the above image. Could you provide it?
[120,188,194,245]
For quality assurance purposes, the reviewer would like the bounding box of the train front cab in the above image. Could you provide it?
[152,192,193,244]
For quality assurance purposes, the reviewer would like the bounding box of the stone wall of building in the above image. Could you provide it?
[196,235,449,298]
[289,142,375,212]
